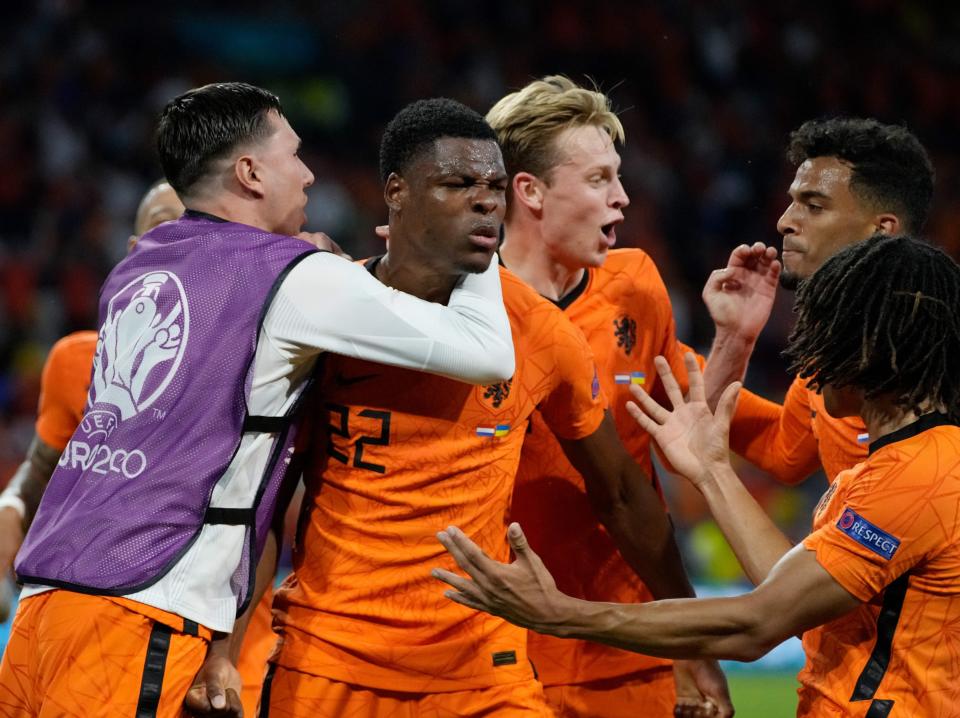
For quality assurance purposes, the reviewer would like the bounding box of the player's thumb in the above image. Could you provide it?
[507,523,530,556]
[717,381,741,427]
[205,675,228,710]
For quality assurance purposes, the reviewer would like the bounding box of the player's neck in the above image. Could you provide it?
[860,396,939,443]
[188,196,272,234]
[376,247,457,305]
[500,224,585,303]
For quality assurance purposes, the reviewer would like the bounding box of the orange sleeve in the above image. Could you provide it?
[803,445,959,601]
[538,316,606,441]
[727,375,821,485]
[35,333,96,451]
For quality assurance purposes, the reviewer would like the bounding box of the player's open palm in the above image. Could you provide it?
[626,353,740,487]
[433,523,566,634]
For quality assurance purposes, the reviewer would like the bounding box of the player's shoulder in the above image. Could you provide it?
[49,330,98,362]
[499,266,587,341]
[601,248,656,277]
[596,248,668,295]
[499,266,562,315]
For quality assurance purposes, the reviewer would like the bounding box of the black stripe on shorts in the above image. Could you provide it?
[135,622,173,718]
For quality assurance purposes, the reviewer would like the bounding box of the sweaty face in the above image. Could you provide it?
[537,125,629,269]
[777,157,878,289]
[401,137,507,274]
[253,110,315,236]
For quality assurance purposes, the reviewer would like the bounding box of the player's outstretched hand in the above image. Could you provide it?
[626,353,740,488]
[703,241,780,342]
[433,523,570,634]
[184,655,243,717]
[296,231,351,259]
[674,658,735,718]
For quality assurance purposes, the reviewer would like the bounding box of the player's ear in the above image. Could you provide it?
[873,212,901,236]
[384,172,407,213]
[513,172,544,213]
[234,153,264,198]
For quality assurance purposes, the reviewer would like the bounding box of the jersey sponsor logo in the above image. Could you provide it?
[89,271,189,424]
[837,508,900,560]
[613,315,637,355]
[483,379,512,408]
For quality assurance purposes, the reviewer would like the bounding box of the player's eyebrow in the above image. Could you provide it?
[791,189,831,202]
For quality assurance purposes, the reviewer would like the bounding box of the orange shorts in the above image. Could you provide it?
[237,586,277,718]
[260,663,555,717]
[543,666,675,718]
[0,590,209,718]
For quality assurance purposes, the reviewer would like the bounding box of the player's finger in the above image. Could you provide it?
[506,523,548,575]
[437,527,498,590]
[715,381,742,429]
[626,400,663,437]
[225,687,243,717]
[683,353,706,404]
[431,567,487,603]
[184,684,212,714]
[728,243,751,264]
[627,383,670,424]
[653,356,685,409]
[444,588,491,613]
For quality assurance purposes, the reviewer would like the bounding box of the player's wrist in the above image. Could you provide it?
[712,324,760,348]
[0,491,26,521]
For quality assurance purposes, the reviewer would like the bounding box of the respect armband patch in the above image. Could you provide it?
[836,508,901,560]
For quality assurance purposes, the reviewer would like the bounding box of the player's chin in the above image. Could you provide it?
[581,247,608,268]
[461,248,497,273]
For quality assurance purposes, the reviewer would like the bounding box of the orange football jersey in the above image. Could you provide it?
[34,331,97,451]
[510,248,690,686]
[731,374,868,485]
[271,265,606,692]
[800,415,960,717]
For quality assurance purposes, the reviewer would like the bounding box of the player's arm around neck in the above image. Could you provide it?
[268,252,514,384]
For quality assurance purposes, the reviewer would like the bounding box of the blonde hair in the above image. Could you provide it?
[486,75,625,182]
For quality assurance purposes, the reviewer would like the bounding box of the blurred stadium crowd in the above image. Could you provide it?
[2,0,959,582]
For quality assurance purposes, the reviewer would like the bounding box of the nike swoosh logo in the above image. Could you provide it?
[332,373,378,387]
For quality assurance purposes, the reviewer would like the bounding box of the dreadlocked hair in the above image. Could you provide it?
[784,234,960,422]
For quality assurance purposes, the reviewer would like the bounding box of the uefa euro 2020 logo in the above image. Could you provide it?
[84,271,190,437]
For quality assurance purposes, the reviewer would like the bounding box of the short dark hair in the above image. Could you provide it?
[784,234,960,422]
[379,98,497,183]
[156,82,283,198]
[786,118,934,235]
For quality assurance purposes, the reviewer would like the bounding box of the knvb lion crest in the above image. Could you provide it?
[87,271,190,431]
[613,315,637,355]
[483,379,513,409]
